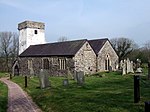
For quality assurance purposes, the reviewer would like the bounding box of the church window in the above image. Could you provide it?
[34,30,38,34]
[105,55,110,70]
[52,57,58,65]
[59,59,66,70]
[43,58,49,69]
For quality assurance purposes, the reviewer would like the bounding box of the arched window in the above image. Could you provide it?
[105,55,110,71]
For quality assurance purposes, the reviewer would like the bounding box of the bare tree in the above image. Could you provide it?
[0,32,19,72]
[58,36,68,42]
[144,40,150,59]
[110,37,138,61]
[10,33,19,60]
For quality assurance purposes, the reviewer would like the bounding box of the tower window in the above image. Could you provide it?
[34,30,38,34]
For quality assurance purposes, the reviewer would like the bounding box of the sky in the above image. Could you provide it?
[0,0,150,46]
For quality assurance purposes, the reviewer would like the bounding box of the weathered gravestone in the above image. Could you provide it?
[121,60,127,75]
[130,61,134,73]
[76,71,85,85]
[39,69,51,89]
[126,58,131,74]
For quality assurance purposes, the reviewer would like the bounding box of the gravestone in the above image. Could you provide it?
[126,58,131,74]
[39,69,50,89]
[122,60,127,75]
[63,79,69,86]
[76,71,85,85]
[29,68,34,76]
[130,61,134,73]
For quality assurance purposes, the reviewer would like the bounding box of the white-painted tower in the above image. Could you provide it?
[18,21,46,54]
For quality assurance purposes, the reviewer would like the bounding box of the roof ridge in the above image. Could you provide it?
[88,38,108,41]
[32,39,87,46]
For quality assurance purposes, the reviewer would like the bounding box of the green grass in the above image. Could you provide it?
[0,81,8,112]
[0,72,9,78]
[12,72,150,112]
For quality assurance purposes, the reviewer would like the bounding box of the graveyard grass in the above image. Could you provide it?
[0,73,8,112]
[12,71,150,112]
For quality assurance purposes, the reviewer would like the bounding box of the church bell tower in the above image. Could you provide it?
[18,21,46,54]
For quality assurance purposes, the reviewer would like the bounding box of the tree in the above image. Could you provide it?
[10,33,19,60]
[0,32,19,72]
[110,37,138,62]
[144,40,150,60]
[58,36,68,42]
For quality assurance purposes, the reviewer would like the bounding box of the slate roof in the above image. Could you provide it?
[88,38,108,55]
[19,38,108,57]
[19,39,87,57]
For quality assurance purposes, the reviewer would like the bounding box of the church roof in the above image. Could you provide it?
[19,39,87,57]
[19,38,108,57]
[88,38,108,55]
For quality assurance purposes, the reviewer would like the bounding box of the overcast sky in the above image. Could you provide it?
[0,0,150,46]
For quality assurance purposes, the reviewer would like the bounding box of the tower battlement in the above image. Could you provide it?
[18,21,45,30]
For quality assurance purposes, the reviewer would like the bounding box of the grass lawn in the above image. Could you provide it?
[0,73,8,112]
[12,72,150,112]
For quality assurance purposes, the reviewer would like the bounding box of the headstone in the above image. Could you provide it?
[39,69,50,89]
[108,66,112,72]
[30,68,34,76]
[122,59,126,75]
[76,71,85,85]
[130,61,134,73]
[63,79,69,86]
[126,58,131,74]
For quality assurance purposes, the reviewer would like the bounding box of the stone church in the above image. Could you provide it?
[13,21,118,76]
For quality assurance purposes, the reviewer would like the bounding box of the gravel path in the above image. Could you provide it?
[0,78,42,112]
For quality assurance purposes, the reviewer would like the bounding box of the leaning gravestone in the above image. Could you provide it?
[76,71,85,85]
[39,69,51,89]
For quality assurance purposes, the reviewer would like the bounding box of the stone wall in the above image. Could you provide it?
[73,41,96,74]
[19,56,74,76]
[97,41,118,71]
[18,40,118,75]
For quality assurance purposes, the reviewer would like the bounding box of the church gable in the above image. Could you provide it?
[97,40,118,71]
[74,41,96,74]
